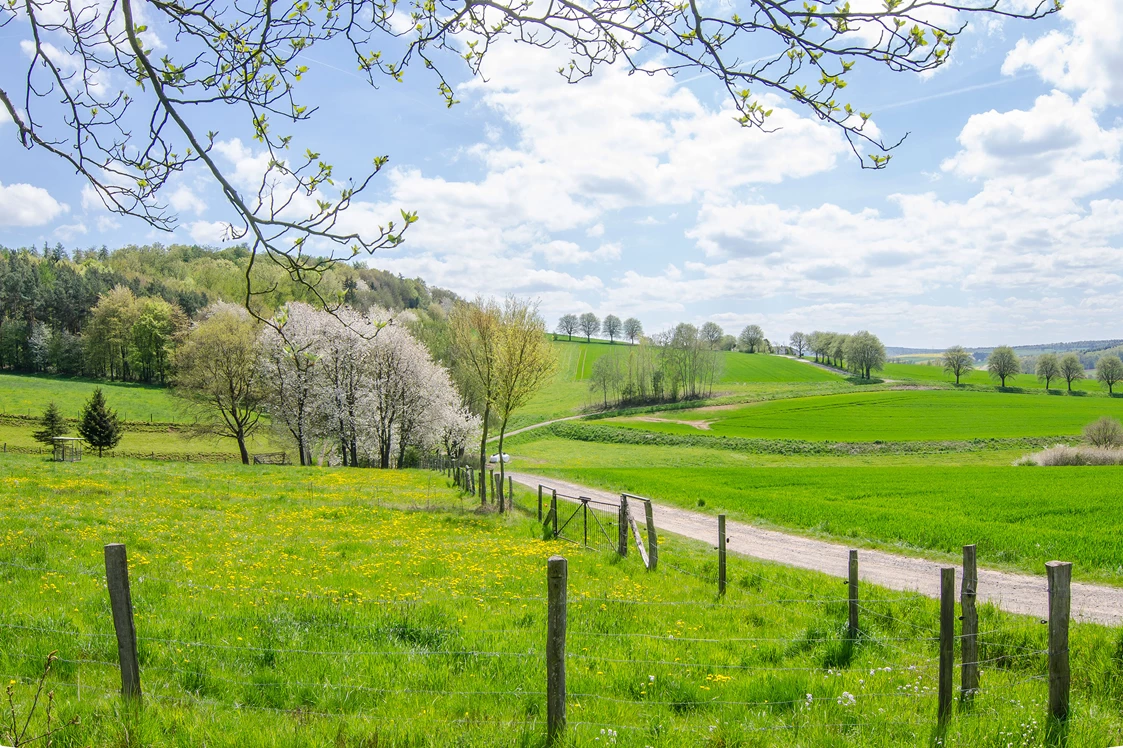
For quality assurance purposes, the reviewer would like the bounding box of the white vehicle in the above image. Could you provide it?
[489,452,511,464]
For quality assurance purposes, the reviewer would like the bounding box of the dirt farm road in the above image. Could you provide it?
[508,471,1123,627]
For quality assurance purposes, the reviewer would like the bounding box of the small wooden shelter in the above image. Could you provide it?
[52,437,83,462]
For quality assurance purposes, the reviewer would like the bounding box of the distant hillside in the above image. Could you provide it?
[891,339,1123,359]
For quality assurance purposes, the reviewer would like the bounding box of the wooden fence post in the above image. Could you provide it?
[617,496,629,557]
[644,500,658,571]
[551,490,558,537]
[717,514,727,596]
[1047,561,1072,733]
[848,550,859,639]
[508,476,514,509]
[546,556,568,746]
[938,566,955,730]
[538,485,544,522]
[961,544,978,701]
[104,543,141,701]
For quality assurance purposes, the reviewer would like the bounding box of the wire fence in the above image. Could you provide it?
[0,474,1079,745]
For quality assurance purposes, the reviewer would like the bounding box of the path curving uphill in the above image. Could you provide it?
[508,471,1123,627]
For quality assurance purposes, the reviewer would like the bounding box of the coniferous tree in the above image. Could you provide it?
[78,388,122,457]
[32,402,68,446]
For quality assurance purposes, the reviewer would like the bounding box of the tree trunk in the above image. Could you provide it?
[478,402,490,505]
[497,418,509,512]
[237,433,250,465]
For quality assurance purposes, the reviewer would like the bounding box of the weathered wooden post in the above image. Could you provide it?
[551,490,558,537]
[961,545,978,701]
[538,485,544,522]
[546,556,568,746]
[104,543,141,701]
[938,566,955,730]
[848,550,859,639]
[508,476,514,509]
[644,500,658,571]
[617,496,629,557]
[1047,561,1072,734]
[717,514,727,596]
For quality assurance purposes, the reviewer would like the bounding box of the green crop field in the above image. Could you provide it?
[883,362,1101,392]
[2,453,1122,746]
[606,389,1123,441]
[0,371,187,423]
[720,354,843,383]
[537,465,1123,583]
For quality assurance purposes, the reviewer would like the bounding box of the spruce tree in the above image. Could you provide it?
[78,388,122,457]
[32,402,69,446]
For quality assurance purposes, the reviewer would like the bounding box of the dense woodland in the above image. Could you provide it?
[0,243,459,381]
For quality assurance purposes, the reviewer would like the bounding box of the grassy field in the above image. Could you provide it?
[0,372,186,422]
[2,453,1123,746]
[721,354,843,383]
[537,465,1123,583]
[883,363,1102,392]
[506,432,1030,468]
[606,389,1123,441]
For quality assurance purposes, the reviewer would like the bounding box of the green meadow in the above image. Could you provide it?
[7,454,1120,745]
[535,465,1123,584]
[0,371,187,423]
[606,389,1123,441]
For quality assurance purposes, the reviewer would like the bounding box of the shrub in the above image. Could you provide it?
[1084,416,1123,448]
[1016,445,1123,466]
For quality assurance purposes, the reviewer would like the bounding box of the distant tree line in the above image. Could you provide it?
[556,313,644,344]
[588,322,725,408]
[0,243,459,383]
[804,330,887,380]
[940,345,1123,394]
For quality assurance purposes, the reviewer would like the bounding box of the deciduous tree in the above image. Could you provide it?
[986,346,1020,388]
[579,313,600,343]
[1059,353,1085,393]
[602,315,623,344]
[493,298,558,496]
[942,345,974,385]
[789,332,807,358]
[175,304,264,465]
[1097,354,1123,395]
[450,298,502,505]
[843,331,886,380]
[1035,353,1060,390]
[700,322,724,350]
[556,314,578,341]
[738,325,764,353]
[624,318,644,345]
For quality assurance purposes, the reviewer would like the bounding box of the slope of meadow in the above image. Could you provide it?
[2,454,1121,745]
[0,371,186,422]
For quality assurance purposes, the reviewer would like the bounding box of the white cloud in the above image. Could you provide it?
[0,182,67,226]
[168,185,207,215]
[189,220,234,245]
[941,91,1122,198]
[53,222,87,240]
[96,215,120,232]
[1003,0,1123,105]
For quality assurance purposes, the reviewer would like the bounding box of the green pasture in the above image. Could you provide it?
[0,371,186,422]
[721,353,843,383]
[607,389,1123,441]
[505,432,1029,468]
[883,362,1101,391]
[0,419,280,461]
[538,465,1123,584]
[2,454,1122,745]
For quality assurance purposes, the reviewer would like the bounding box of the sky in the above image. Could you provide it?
[1,1,1122,349]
